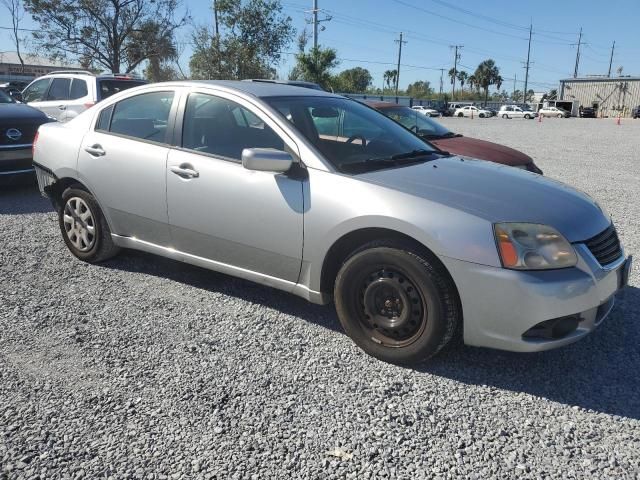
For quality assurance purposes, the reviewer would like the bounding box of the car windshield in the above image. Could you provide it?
[266,96,439,173]
[0,90,16,104]
[380,106,453,139]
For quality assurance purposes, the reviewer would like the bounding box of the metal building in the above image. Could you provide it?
[0,51,83,83]
[559,77,640,117]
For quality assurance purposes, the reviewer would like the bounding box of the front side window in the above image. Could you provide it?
[267,96,437,174]
[109,91,174,143]
[46,78,71,101]
[182,93,284,161]
[22,78,51,103]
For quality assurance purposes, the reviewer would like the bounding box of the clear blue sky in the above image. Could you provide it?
[3,0,640,93]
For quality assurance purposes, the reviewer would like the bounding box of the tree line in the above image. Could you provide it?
[4,0,543,102]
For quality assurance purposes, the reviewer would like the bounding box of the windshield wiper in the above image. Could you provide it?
[340,149,448,173]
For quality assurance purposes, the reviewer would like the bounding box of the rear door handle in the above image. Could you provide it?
[170,165,199,178]
[84,144,105,157]
[58,105,66,110]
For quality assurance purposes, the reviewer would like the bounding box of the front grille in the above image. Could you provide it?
[0,123,39,146]
[585,224,623,266]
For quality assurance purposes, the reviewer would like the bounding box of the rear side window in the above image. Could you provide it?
[97,79,146,101]
[109,91,174,143]
[22,78,51,102]
[46,78,71,101]
[70,79,88,99]
[96,105,114,131]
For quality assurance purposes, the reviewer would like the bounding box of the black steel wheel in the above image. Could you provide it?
[334,239,460,364]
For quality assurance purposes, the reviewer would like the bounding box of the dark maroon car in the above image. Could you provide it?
[366,101,543,174]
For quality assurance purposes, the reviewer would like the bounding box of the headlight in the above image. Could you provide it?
[494,223,577,270]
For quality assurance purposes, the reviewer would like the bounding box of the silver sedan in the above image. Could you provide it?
[32,81,631,364]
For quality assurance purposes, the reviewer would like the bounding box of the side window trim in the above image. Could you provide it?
[91,89,180,147]
[172,89,300,164]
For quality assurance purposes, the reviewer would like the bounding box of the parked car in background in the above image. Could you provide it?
[454,105,493,118]
[447,102,473,115]
[632,106,640,119]
[21,71,146,122]
[579,106,597,118]
[538,106,570,118]
[411,105,440,117]
[499,105,537,119]
[367,101,542,174]
[0,81,28,102]
[0,89,55,181]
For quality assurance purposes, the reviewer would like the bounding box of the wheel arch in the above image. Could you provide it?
[319,227,461,303]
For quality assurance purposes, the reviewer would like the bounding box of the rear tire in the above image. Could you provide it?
[334,240,460,365]
[479,113,485,118]
[457,112,463,117]
[59,186,120,263]
[557,114,563,118]
[524,114,531,119]
[502,114,509,119]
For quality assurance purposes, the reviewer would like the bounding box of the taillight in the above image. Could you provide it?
[84,102,96,109]
[32,130,39,157]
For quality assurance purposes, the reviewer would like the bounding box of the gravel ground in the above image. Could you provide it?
[1,118,639,479]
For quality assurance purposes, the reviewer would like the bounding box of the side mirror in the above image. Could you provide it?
[242,148,294,173]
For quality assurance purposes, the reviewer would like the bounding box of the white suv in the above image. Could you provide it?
[411,105,440,117]
[21,71,146,122]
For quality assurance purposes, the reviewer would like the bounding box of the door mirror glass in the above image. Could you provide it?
[242,148,293,173]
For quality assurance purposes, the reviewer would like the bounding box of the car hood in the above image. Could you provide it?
[357,156,609,242]
[0,102,49,122]
[429,136,532,166]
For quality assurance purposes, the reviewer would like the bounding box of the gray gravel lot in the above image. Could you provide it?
[1,118,639,479]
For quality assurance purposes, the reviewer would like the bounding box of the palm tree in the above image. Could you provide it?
[457,71,468,92]
[383,69,397,91]
[473,59,502,106]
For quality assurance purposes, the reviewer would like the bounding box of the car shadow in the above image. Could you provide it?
[0,181,53,215]
[103,249,639,419]
[99,250,343,333]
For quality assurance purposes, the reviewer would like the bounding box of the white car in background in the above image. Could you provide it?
[411,105,440,117]
[21,71,146,123]
[538,106,571,118]
[499,105,538,119]
[454,105,492,118]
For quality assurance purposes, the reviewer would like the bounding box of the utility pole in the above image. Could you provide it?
[450,45,462,99]
[439,68,445,95]
[608,40,616,77]
[312,0,318,49]
[394,32,407,97]
[523,23,532,104]
[213,0,219,36]
[308,0,332,50]
[513,74,516,100]
[573,27,583,78]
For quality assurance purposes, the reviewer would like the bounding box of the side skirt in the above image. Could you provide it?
[111,234,330,305]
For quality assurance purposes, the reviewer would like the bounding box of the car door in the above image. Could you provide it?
[33,77,72,121]
[166,90,304,283]
[77,88,179,245]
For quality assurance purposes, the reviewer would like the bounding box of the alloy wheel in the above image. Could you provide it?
[63,197,96,252]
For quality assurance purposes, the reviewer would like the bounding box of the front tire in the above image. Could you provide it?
[59,187,120,263]
[557,114,563,118]
[479,113,485,118]
[502,114,509,119]
[524,114,531,119]
[457,112,463,117]
[334,240,460,365]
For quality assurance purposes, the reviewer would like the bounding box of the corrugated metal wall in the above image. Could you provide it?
[560,79,640,117]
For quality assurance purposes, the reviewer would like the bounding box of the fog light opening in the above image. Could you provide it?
[522,315,581,340]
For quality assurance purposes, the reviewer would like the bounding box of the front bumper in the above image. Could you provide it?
[440,246,630,352]
[0,144,34,177]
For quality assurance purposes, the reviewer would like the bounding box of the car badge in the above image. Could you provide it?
[6,128,22,141]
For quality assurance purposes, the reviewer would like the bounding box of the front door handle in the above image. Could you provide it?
[170,165,199,179]
[58,105,67,110]
[84,144,105,157]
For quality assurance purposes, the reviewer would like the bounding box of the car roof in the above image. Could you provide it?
[160,80,339,98]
